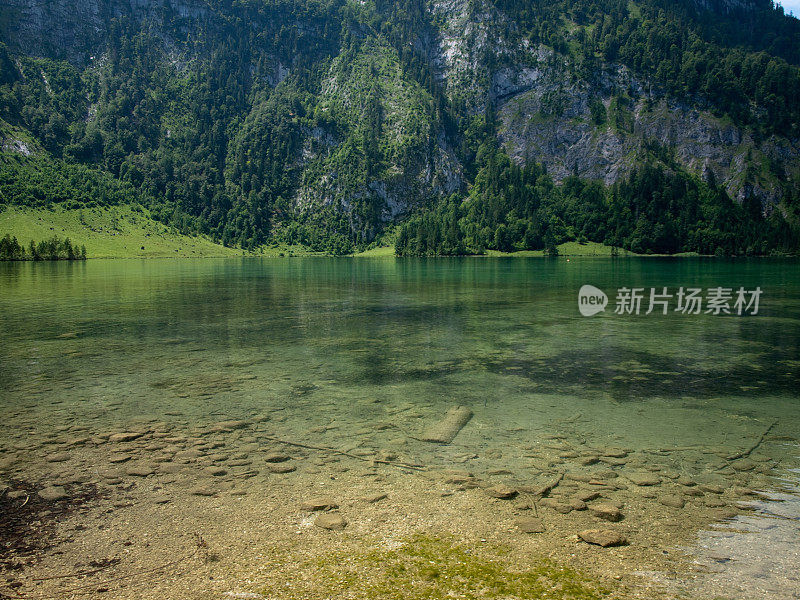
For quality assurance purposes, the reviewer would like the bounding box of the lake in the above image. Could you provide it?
[1,257,798,599]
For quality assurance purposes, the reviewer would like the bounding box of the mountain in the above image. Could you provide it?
[0,0,798,255]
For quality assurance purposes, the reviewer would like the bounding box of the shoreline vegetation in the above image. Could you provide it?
[1,233,86,261]
[1,205,797,260]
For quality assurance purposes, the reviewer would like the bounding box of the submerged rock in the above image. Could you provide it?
[601,449,628,458]
[362,493,388,504]
[267,464,295,474]
[45,452,71,463]
[626,473,661,486]
[204,466,228,477]
[314,513,347,530]
[576,491,601,502]
[213,420,250,431]
[589,503,623,522]
[300,497,339,511]
[658,494,686,509]
[569,498,588,511]
[516,517,545,533]
[125,465,155,477]
[38,486,67,501]
[108,432,146,443]
[540,498,573,514]
[263,453,291,463]
[578,529,627,547]
[487,484,517,499]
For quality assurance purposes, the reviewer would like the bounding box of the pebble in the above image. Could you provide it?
[204,466,228,477]
[601,449,628,458]
[589,503,623,522]
[487,469,513,476]
[487,484,517,499]
[540,498,572,514]
[578,529,627,547]
[314,513,347,530]
[46,452,71,463]
[213,420,250,431]
[516,517,545,533]
[443,474,474,485]
[710,508,737,520]
[300,498,339,511]
[659,494,686,509]
[362,493,388,504]
[732,459,756,472]
[38,486,68,501]
[576,491,601,502]
[125,465,155,477]
[264,453,291,463]
[626,472,661,486]
[267,464,296,474]
[600,457,627,466]
[108,432,145,443]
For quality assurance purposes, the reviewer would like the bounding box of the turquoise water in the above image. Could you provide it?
[1,257,799,597]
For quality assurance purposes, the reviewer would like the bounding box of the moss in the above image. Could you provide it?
[282,535,608,600]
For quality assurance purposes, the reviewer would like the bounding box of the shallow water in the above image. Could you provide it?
[1,257,799,598]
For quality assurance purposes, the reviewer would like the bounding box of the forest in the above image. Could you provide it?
[395,143,795,256]
[0,0,798,255]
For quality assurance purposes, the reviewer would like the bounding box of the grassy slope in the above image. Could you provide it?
[0,204,242,258]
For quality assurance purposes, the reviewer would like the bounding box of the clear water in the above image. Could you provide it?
[1,257,799,597]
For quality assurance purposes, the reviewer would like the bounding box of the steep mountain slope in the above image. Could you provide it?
[0,0,798,254]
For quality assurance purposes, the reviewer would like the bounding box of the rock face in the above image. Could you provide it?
[0,0,209,63]
[495,54,798,208]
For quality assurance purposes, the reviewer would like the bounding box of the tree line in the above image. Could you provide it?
[0,234,87,260]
